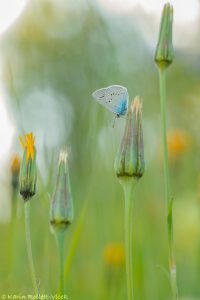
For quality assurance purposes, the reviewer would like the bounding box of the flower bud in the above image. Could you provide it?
[155,3,174,69]
[11,155,20,191]
[19,133,37,201]
[115,96,145,179]
[50,151,73,232]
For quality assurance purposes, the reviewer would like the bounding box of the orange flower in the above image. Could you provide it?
[167,129,189,161]
[11,155,20,174]
[19,132,35,161]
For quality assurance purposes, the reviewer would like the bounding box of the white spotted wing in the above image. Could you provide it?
[92,85,128,115]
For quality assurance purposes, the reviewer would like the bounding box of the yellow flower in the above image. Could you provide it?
[19,132,35,161]
[19,132,37,201]
[167,129,189,162]
[103,243,125,267]
[11,155,20,174]
[11,154,21,191]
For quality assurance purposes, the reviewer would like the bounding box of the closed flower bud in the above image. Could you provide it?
[115,96,145,179]
[19,133,37,201]
[11,155,20,191]
[50,151,73,232]
[155,3,174,69]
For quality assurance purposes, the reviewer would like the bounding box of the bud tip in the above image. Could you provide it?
[131,96,142,114]
[59,150,68,164]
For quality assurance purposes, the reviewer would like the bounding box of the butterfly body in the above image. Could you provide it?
[115,99,128,117]
[92,85,129,117]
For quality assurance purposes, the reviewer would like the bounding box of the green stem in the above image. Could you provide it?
[24,201,38,295]
[159,68,178,300]
[121,179,137,300]
[56,231,65,295]
[64,200,88,281]
[8,192,17,272]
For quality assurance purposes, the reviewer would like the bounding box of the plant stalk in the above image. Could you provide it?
[121,179,137,300]
[56,231,65,295]
[158,68,178,299]
[64,199,88,281]
[24,201,38,295]
[8,192,17,271]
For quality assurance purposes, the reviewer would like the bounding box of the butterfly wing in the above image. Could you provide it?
[92,85,128,115]
[105,85,128,115]
[92,87,116,113]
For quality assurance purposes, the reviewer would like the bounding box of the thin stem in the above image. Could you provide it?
[56,231,65,295]
[8,192,17,272]
[121,179,137,300]
[24,201,38,295]
[159,68,178,299]
[64,199,88,281]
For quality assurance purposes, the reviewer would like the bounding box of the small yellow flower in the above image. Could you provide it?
[167,129,189,162]
[103,243,125,267]
[19,132,37,201]
[11,155,20,174]
[11,154,21,191]
[19,132,35,161]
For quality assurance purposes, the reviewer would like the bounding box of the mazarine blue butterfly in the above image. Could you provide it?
[92,85,129,118]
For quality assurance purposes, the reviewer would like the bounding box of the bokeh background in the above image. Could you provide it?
[0,0,200,299]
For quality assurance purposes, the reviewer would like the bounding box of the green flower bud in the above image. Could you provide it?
[19,133,37,201]
[155,3,174,69]
[115,96,145,179]
[50,151,73,232]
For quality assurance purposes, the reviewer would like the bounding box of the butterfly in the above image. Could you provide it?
[92,85,129,118]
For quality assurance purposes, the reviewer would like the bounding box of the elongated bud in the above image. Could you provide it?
[19,133,37,201]
[115,96,145,179]
[155,3,174,69]
[50,151,74,232]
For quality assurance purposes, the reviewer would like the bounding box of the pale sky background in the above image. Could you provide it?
[98,0,200,23]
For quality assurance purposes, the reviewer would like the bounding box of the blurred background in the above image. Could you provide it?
[0,0,200,299]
